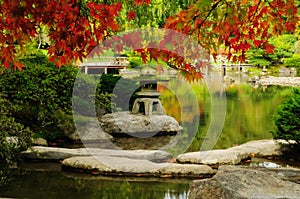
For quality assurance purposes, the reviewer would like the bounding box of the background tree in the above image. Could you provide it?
[247,34,298,67]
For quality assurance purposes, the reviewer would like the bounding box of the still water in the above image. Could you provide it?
[0,74,294,199]
[159,74,293,152]
[0,163,190,199]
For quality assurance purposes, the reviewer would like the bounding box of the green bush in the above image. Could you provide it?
[248,58,271,68]
[0,64,133,141]
[0,62,78,140]
[284,54,300,70]
[0,95,32,165]
[272,88,300,144]
[97,74,138,112]
[128,57,143,68]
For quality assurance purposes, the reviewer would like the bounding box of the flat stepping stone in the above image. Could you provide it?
[177,140,282,165]
[21,146,172,163]
[61,156,216,178]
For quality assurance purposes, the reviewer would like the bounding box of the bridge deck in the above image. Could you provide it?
[81,57,129,74]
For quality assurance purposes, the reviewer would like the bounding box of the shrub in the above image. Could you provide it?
[248,58,271,68]
[284,54,300,70]
[97,74,138,112]
[128,57,143,68]
[0,62,78,140]
[0,62,137,141]
[0,95,32,165]
[272,88,300,145]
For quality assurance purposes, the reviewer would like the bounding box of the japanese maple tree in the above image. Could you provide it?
[0,0,299,73]
[165,0,299,63]
[0,0,123,69]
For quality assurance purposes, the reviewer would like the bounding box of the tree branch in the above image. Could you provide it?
[194,0,223,30]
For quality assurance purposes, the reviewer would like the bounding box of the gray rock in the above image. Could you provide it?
[61,156,216,177]
[177,149,249,165]
[228,139,282,157]
[189,166,300,199]
[20,146,172,163]
[247,75,260,83]
[177,140,282,165]
[290,67,297,74]
[279,67,291,77]
[99,112,182,135]
[69,119,113,142]
[223,75,234,83]
[6,136,19,144]
[31,138,48,146]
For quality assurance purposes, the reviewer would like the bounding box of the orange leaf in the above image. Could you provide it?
[14,61,24,71]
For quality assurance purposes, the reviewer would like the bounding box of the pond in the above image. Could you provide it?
[0,163,190,199]
[105,73,293,155]
[0,72,295,199]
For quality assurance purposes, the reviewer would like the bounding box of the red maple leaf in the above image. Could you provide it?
[265,43,275,54]
[127,10,137,22]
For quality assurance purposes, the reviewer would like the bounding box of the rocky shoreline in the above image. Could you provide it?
[258,76,300,87]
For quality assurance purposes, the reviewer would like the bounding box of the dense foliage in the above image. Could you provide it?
[0,58,78,140]
[0,95,32,165]
[284,54,300,70]
[272,88,300,145]
[0,56,137,142]
[247,34,298,67]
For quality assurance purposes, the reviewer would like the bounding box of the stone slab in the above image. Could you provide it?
[20,146,172,163]
[177,140,282,165]
[61,156,216,177]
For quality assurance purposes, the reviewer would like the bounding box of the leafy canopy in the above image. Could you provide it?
[165,0,298,63]
[0,0,298,74]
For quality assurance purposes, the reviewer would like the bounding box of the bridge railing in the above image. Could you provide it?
[81,56,129,74]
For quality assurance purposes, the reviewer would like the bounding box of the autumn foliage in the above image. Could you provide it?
[0,0,122,69]
[165,0,299,63]
[0,0,299,73]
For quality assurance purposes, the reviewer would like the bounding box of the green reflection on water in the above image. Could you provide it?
[159,79,293,152]
[0,166,190,199]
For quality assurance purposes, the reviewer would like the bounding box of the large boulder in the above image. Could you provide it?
[69,119,113,142]
[189,166,300,199]
[99,112,182,135]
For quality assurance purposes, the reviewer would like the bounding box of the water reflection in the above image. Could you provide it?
[59,73,293,154]
[0,163,190,199]
[159,75,293,152]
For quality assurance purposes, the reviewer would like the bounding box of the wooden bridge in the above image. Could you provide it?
[220,63,254,76]
[81,56,129,74]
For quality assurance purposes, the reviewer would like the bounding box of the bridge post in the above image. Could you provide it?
[239,62,242,73]
[222,63,226,76]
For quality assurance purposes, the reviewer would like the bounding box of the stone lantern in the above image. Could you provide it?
[132,80,165,116]
[100,77,182,135]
